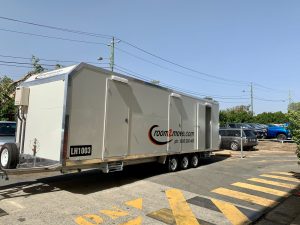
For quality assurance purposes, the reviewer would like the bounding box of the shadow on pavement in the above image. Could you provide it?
[0,155,230,198]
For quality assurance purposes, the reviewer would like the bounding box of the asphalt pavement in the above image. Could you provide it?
[0,144,299,225]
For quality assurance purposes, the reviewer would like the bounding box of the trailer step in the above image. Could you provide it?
[101,161,124,173]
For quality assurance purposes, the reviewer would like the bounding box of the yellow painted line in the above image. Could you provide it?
[212,187,278,207]
[147,208,175,225]
[232,182,290,197]
[125,198,143,210]
[260,174,300,183]
[270,172,294,176]
[248,178,297,189]
[75,214,103,225]
[211,198,250,225]
[100,207,129,219]
[165,188,200,225]
[119,216,142,225]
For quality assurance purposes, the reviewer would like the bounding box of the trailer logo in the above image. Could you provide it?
[148,125,173,145]
[70,145,92,157]
[148,125,195,146]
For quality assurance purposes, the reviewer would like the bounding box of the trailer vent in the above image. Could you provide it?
[100,161,123,173]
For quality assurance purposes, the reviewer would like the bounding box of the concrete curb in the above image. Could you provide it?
[213,150,232,157]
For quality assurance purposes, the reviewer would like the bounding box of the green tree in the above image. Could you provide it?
[31,55,45,74]
[254,112,288,124]
[0,76,15,120]
[287,111,300,159]
[219,105,253,126]
[288,102,300,111]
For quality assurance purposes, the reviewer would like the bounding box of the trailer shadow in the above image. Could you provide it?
[0,155,230,199]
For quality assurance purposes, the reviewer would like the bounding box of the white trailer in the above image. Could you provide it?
[0,63,220,176]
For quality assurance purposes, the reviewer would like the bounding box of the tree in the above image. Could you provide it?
[254,112,288,124]
[288,102,300,111]
[31,55,45,74]
[287,111,300,159]
[0,76,15,120]
[219,105,253,126]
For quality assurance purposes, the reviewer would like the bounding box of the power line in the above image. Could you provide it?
[119,40,248,85]
[0,15,290,94]
[114,64,249,100]
[0,16,248,85]
[0,54,109,65]
[116,47,248,87]
[0,63,33,69]
[0,60,59,67]
[0,16,112,39]
[0,28,107,46]
[254,97,286,102]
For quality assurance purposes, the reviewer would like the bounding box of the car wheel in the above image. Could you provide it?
[277,134,287,141]
[0,143,19,169]
[230,141,239,151]
[190,154,199,168]
[180,156,189,169]
[168,156,178,172]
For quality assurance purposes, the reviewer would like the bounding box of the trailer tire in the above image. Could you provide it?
[180,156,189,170]
[168,156,178,172]
[0,143,19,169]
[190,154,199,168]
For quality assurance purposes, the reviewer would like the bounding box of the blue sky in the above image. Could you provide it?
[0,0,299,114]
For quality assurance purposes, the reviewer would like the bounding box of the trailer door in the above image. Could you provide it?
[168,94,182,153]
[104,78,130,158]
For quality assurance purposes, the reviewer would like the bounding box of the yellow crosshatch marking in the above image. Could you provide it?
[212,187,278,207]
[165,188,200,225]
[211,198,250,225]
[260,174,300,183]
[125,198,143,210]
[270,172,294,176]
[232,182,290,197]
[99,206,129,219]
[119,216,142,225]
[75,214,103,225]
[248,178,297,189]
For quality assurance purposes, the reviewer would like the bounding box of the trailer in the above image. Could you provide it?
[0,63,220,177]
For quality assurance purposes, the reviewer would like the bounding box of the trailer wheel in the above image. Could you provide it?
[180,156,189,170]
[168,157,178,172]
[0,143,19,169]
[230,141,239,151]
[190,154,199,168]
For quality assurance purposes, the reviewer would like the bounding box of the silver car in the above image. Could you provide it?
[0,121,16,147]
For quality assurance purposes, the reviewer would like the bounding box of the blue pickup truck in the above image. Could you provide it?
[267,124,291,140]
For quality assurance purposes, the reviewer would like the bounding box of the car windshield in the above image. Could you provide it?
[0,123,16,136]
[241,124,252,129]
[243,130,256,137]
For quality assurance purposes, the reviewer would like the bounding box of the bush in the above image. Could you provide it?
[287,111,300,159]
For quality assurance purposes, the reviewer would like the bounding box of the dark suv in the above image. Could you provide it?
[225,123,267,139]
[219,128,258,150]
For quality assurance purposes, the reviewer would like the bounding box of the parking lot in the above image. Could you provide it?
[0,141,299,225]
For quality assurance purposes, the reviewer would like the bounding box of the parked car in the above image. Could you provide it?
[219,128,258,150]
[246,123,268,139]
[0,121,16,147]
[225,123,266,139]
[266,124,291,140]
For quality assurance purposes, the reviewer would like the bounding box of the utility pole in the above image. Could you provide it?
[250,82,254,116]
[109,37,115,72]
[288,89,292,106]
